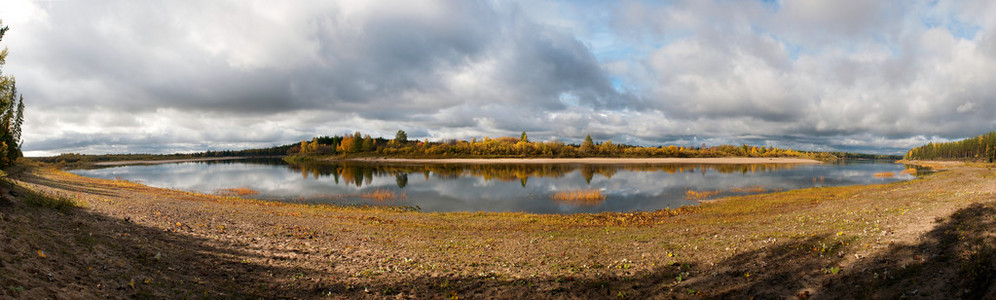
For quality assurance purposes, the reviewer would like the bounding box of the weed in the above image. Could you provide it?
[873,172,895,178]
[359,189,406,201]
[685,189,721,200]
[551,189,606,206]
[23,189,79,212]
[675,271,689,283]
[822,266,841,275]
[215,187,259,197]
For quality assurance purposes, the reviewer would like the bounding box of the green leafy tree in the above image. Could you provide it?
[0,22,25,168]
[520,131,528,143]
[394,130,408,145]
[362,134,374,152]
[351,132,363,153]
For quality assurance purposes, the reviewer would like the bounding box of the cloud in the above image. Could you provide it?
[606,0,996,151]
[5,0,630,155]
[2,0,995,156]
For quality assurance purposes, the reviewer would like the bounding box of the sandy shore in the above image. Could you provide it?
[9,163,994,298]
[93,156,251,166]
[350,157,822,165]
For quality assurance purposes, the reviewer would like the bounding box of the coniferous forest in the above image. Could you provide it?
[904,131,996,162]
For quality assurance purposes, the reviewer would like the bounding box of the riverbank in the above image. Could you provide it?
[92,156,255,166]
[1,162,993,298]
[349,157,822,165]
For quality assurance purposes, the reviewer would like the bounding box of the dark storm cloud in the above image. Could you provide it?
[5,0,630,155]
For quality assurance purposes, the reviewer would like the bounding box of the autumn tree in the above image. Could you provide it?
[520,131,528,143]
[338,135,355,153]
[598,140,617,155]
[0,22,25,168]
[362,134,374,152]
[580,135,595,155]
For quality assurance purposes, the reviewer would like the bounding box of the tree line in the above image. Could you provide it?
[904,131,996,162]
[290,130,839,160]
[0,21,25,169]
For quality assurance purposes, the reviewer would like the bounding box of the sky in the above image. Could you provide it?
[3,0,996,156]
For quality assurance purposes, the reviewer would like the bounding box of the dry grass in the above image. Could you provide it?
[215,187,259,196]
[685,189,722,200]
[729,186,781,193]
[359,189,406,201]
[873,172,895,178]
[551,189,606,206]
[900,168,918,175]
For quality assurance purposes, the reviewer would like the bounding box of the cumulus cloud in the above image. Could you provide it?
[606,0,996,151]
[2,0,994,156]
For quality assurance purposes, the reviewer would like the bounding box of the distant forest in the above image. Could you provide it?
[38,144,294,165]
[905,131,996,162]
[289,130,845,160]
[40,130,910,165]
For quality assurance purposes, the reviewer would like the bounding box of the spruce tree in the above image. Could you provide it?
[0,21,24,168]
[580,135,595,154]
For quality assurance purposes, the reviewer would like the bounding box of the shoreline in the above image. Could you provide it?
[348,157,822,165]
[8,164,994,298]
[92,156,253,166]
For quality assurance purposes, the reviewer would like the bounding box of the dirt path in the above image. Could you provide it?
[0,164,993,298]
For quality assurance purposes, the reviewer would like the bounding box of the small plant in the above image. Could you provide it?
[675,271,689,282]
[822,266,840,275]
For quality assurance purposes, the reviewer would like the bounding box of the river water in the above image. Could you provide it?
[71,159,916,214]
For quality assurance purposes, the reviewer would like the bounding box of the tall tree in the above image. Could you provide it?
[520,131,528,143]
[362,134,374,152]
[580,135,595,154]
[351,132,363,153]
[0,21,24,168]
[394,130,408,145]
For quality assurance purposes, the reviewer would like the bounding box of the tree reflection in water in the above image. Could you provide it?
[286,161,797,188]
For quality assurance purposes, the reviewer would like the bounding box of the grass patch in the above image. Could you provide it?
[23,189,79,212]
[2,177,82,212]
[215,187,260,197]
[873,172,895,178]
[551,189,606,206]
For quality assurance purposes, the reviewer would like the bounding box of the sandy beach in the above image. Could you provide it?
[349,157,822,165]
[7,162,993,298]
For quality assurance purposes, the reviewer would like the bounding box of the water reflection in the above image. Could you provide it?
[285,162,800,189]
[71,159,915,214]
